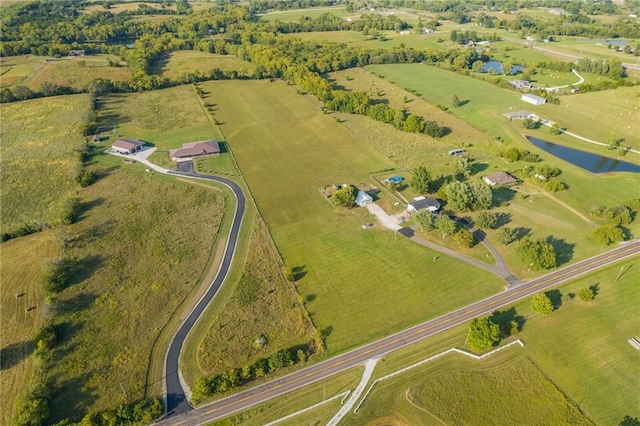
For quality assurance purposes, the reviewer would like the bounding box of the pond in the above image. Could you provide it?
[526,136,640,174]
[482,61,525,75]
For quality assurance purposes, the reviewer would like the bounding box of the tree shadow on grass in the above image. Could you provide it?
[546,236,575,266]
[53,293,98,316]
[495,212,512,228]
[514,227,531,240]
[0,340,34,370]
[67,255,104,288]
[492,187,516,207]
[489,307,526,337]
[48,372,97,424]
[74,198,105,222]
[546,289,563,309]
[470,162,489,176]
[292,265,307,281]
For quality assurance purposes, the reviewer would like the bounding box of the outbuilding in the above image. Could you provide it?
[355,191,373,207]
[407,196,440,213]
[111,138,145,155]
[521,93,546,106]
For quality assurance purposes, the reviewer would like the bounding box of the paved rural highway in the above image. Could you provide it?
[158,239,639,425]
[164,170,246,416]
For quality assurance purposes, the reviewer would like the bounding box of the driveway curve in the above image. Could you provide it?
[163,167,246,416]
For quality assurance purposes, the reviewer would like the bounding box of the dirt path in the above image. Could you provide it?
[538,188,598,227]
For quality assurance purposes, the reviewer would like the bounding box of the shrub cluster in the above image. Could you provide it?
[192,347,305,404]
[500,147,541,163]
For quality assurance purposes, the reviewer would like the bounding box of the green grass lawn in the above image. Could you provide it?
[96,85,223,150]
[0,94,90,235]
[514,261,640,425]
[0,232,59,426]
[149,50,256,80]
[346,353,591,426]
[202,79,504,353]
[285,30,447,50]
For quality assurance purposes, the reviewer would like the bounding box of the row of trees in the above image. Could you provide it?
[192,346,308,404]
[589,198,640,245]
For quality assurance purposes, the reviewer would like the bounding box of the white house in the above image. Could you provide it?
[355,191,373,207]
[407,196,440,213]
[522,93,546,105]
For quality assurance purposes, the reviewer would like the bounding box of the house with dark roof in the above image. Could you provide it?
[111,139,145,154]
[483,171,517,186]
[68,50,85,57]
[407,196,440,213]
[169,140,220,161]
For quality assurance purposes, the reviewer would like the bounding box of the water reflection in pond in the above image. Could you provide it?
[526,136,640,174]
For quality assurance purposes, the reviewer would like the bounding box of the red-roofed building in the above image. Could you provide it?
[169,140,220,160]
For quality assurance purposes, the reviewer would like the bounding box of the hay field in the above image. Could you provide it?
[0,94,90,235]
[149,51,256,80]
[0,55,131,91]
[202,79,504,352]
[44,167,225,423]
[0,233,59,426]
[96,85,222,150]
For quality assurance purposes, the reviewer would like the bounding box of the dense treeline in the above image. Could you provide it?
[275,12,409,33]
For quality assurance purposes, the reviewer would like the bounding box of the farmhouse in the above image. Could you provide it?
[111,139,145,155]
[68,49,85,57]
[407,196,440,213]
[169,140,220,160]
[355,191,373,207]
[522,93,546,106]
[483,172,517,186]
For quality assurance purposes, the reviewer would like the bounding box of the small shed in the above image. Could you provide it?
[355,191,373,207]
[407,196,440,213]
[483,172,517,186]
[522,93,546,105]
[112,139,145,155]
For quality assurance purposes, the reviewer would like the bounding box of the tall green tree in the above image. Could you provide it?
[410,166,432,194]
[517,237,556,270]
[467,317,500,352]
[436,215,457,237]
[531,293,554,314]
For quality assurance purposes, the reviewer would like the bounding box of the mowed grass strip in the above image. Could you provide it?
[0,232,59,426]
[96,85,222,150]
[45,166,225,422]
[0,94,90,233]
[205,79,504,352]
[345,354,592,426]
[150,51,256,80]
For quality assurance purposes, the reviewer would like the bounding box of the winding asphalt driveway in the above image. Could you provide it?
[163,166,246,416]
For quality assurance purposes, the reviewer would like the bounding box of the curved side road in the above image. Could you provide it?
[163,170,246,416]
[157,239,640,425]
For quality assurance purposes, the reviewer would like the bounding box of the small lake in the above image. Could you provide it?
[526,136,640,173]
[482,61,525,75]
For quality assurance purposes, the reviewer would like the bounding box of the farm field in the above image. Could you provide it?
[149,50,256,80]
[0,94,89,236]
[96,84,223,151]
[203,79,504,352]
[0,232,59,426]
[43,164,225,423]
[259,6,351,21]
[0,55,131,90]
[285,30,447,50]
